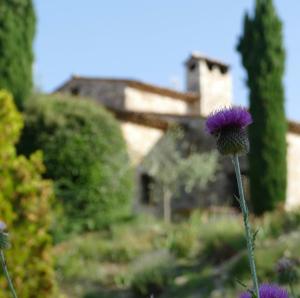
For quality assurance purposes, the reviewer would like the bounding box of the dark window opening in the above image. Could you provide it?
[206,61,214,70]
[189,62,196,71]
[141,173,154,205]
[220,65,228,74]
[71,86,80,96]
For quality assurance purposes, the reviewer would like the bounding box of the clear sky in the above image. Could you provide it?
[34,1,300,121]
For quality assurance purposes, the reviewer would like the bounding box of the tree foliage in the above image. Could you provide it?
[143,128,218,222]
[18,94,134,236]
[0,90,57,297]
[237,0,287,214]
[0,0,36,108]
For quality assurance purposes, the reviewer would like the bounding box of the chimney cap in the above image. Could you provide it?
[185,52,230,71]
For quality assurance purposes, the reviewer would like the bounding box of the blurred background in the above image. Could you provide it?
[34,0,300,121]
[0,1,299,298]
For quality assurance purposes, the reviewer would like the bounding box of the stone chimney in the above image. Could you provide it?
[185,52,232,116]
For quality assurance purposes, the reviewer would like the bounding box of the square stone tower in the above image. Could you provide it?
[185,52,232,116]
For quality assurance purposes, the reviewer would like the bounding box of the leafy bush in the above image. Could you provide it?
[257,209,300,239]
[54,215,169,295]
[0,0,36,109]
[199,215,245,263]
[18,94,134,235]
[143,127,218,223]
[0,90,57,297]
[238,0,287,215]
[226,225,300,287]
[130,250,174,297]
[168,214,201,258]
[55,216,166,283]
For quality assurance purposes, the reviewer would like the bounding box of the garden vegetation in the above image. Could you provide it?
[18,94,134,236]
[0,0,35,109]
[0,90,57,297]
[237,0,287,214]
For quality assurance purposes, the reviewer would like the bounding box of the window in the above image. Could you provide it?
[189,62,196,71]
[206,61,214,71]
[220,65,228,74]
[71,86,80,96]
[141,173,154,205]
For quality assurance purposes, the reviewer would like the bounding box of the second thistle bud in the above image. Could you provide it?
[0,222,10,250]
[276,257,299,284]
[205,107,252,156]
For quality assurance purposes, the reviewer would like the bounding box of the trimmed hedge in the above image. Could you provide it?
[0,90,57,297]
[237,0,287,214]
[0,0,36,108]
[18,94,134,235]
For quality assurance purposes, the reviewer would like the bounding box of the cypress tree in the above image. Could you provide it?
[237,0,287,214]
[0,0,36,108]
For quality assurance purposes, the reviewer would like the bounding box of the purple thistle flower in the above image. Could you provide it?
[206,106,252,135]
[205,107,253,155]
[240,284,289,298]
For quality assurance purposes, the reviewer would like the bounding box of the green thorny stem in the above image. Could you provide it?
[289,281,296,298]
[0,250,18,298]
[232,155,260,298]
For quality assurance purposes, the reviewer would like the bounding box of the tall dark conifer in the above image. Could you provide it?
[237,0,287,214]
[0,0,36,108]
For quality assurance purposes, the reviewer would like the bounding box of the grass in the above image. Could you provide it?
[54,209,300,298]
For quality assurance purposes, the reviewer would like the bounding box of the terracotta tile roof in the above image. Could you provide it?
[55,76,199,103]
[110,108,300,136]
[288,120,300,135]
[55,79,300,135]
[108,109,171,131]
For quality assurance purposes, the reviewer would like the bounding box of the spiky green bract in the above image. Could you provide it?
[0,0,36,109]
[237,0,287,215]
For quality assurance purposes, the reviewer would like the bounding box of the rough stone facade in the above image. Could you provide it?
[286,132,300,209]
[124,86,189,115]
[120,122,163,165]
[55,52,300,212]
[56,77,126,110]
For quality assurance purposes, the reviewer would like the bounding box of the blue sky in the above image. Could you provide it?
[34,1,300,121]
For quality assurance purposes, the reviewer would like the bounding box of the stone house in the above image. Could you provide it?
[55,52,300,212]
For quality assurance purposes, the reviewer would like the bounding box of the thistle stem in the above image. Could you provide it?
[232,154,260,298]
[0,250,18,298]
[288,281,296,298]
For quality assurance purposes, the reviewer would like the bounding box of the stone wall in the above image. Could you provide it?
[120,122,163,165]
[59,79,126,110]
[125,86,190,115]
[286,132,300,209]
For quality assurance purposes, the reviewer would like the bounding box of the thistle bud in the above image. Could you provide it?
[205,107,252,156]
[0,221,10,250]
[276,257,298,284]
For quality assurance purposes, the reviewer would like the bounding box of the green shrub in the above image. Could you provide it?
[257,209,300,239]
[227,243,285,284]
[130,250,174,297]
[168,216,201,258]
[0,1,36,108]
[0,90,57,297]
[226,230,300,287]
[237,0,287,214]
[199,216,245,263]
[18,94,134,235]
